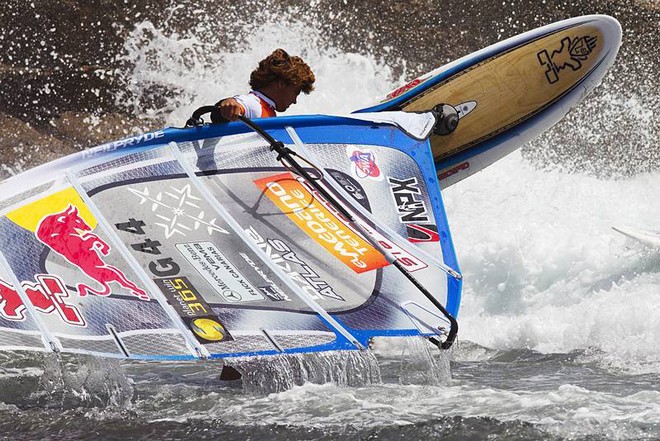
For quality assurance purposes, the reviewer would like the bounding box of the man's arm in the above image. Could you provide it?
[215,98,245,122]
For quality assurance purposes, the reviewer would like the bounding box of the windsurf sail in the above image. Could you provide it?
[0,112,461,360]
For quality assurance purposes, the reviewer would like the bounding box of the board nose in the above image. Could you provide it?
[591,14,623,51]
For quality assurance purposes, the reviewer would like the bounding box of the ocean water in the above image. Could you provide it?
[1,1,660,439]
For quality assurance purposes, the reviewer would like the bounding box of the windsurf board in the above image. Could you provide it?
[357,15,622,188]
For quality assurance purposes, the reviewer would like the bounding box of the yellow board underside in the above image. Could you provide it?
[401,24,606,162]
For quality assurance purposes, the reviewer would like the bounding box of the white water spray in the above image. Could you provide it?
[118,14,404,126]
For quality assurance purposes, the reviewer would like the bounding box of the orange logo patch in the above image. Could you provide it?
[254,173,389,273]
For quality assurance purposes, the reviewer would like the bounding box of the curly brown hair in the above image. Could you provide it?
[250,49,315,94]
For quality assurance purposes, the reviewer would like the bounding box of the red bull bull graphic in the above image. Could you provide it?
[35,205,149,301]
[0,275,85,326]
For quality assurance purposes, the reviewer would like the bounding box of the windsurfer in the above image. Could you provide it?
[213,48,315,122]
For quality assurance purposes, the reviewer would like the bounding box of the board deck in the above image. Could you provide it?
[358,15,622,187]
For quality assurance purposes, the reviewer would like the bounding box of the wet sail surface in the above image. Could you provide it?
[0,118,460,360]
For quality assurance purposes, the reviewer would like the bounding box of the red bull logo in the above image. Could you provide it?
[0,275,85,326]
[36,205,149,301]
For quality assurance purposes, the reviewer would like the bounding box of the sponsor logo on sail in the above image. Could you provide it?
[0,275,86,326]
[176,242,264,303]
[128,184,228,238]
[154,276,210,317]
[326,169,371,211]
[388,176,439,243]
[347,148,383,181]
[238,252,291,301]
[388,177,430,223]
[191,317,229,342]
[254,173,388,274]
[405,224,440,243]
[245,226,344,302]
[154,276,233,343]
[222,290,242,303]
[82,130,166,158]
[258,285,289,302]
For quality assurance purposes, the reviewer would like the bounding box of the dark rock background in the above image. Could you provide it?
[0,0,658,178]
